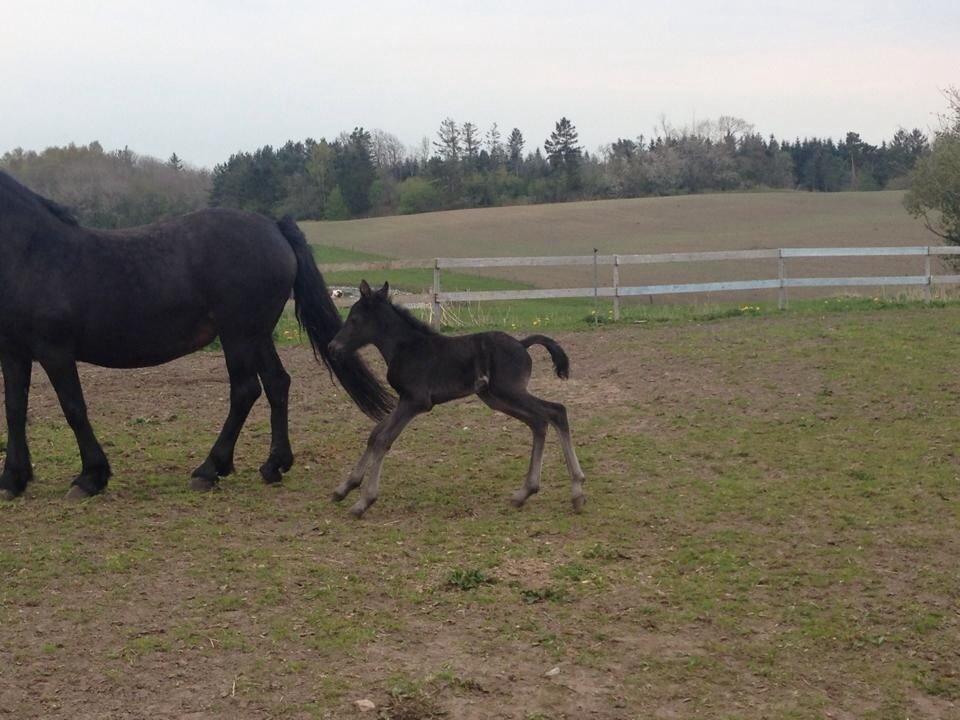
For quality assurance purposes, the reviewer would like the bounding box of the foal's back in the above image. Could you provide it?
[388,330,532,405]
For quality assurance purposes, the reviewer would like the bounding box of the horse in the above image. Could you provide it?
[0,171,393,500]
[327,280,586,518]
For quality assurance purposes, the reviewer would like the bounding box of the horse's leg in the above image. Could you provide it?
[536,398,586,513]
[477,389,548,508]
[0,353,34,500]
[191,338,262,490]
[257,341,293,485]
[348,398,424,519]
[38,355,111,499]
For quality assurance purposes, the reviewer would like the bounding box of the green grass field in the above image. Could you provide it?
[2,305,959,719]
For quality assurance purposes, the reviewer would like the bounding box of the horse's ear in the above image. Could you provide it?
[359,279,372,298]
[377,281,389,298]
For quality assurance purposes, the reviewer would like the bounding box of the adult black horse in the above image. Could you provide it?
[0,171,393,500]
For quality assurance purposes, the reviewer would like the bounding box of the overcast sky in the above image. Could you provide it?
[3,1,958,168]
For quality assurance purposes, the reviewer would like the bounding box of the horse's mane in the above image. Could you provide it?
[0,171,80,227]
[388,296,439,336]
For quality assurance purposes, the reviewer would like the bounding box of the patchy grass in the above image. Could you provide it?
[2,307,959,718]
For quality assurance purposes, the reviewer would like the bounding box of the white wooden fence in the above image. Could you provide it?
[323,246,960,327]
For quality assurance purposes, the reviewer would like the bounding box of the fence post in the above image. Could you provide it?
[778,248,787,310]
[925,247,932,302]
[431,258,442,328]
[592,248,599,326]
[613,254,621,321]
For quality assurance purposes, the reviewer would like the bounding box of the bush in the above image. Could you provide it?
[324,186,351,220]
[397,176,441,215]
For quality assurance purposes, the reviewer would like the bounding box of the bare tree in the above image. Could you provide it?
[369,129,405,173]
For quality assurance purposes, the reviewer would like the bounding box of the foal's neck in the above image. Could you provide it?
[372,306,432,365]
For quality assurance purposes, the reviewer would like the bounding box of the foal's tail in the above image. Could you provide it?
[277,216,394,421]
[521,335,570,380]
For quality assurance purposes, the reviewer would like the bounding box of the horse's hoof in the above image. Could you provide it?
[571,495,586,513]
[0,488,19,502]
[331,490,346,503]
[65,485,92,502]
[189,476,219,492]
[259,463,283,485]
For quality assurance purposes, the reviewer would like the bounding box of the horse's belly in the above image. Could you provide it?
[76,314,218,369]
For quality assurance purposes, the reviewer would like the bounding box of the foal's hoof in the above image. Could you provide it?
[571,495,587,514]
[511,488,536,508]
[65,485,92,502]
[349,500,373,519]
[0,488,19,502]
[331,490,346,503]
[189,476,219,492]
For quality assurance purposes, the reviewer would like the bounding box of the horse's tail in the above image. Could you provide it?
[277,216,394,421]
[521,335,570,380]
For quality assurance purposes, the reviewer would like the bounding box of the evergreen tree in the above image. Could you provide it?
[462,122,481,170]
[485,123,505,168]
[333,127,375,216]
[433,118,461,161]
[507,128,525,175]
[544,117,582,172]
[433,118,463,195]
[544,117,582,190]
[167,152,183,171]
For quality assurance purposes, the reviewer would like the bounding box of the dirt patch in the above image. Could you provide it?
[2,312,959,719]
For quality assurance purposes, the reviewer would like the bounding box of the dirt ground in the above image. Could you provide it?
[1,314,959,719]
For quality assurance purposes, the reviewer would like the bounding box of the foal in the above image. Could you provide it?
[327,281,586,518]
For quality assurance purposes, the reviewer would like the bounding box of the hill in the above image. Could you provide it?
[302,190,931,258]
[302,191,941,297]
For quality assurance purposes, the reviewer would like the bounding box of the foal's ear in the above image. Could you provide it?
[377,281,389,298]
[359,279,372,298]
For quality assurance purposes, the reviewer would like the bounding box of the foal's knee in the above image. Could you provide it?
[547,402,569,432]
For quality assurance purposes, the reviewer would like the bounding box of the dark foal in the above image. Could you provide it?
[327,280,586,518]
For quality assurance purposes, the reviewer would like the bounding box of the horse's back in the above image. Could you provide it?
[61,209,297,366]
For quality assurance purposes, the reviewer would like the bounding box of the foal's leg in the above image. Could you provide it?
[477,390,548,508]
[347,398,424,519]
[331,415,385,503]
[537,398,586,512]
[0,353,34,500]
[257,341,293,485]
[38,355,112,499]
[191,338,262,490]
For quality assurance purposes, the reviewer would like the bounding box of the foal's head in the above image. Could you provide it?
[328,280,391,355]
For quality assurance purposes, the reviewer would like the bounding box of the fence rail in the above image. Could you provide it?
[322,245,960,326]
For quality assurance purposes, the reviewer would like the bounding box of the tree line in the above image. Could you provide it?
[208,116,930,220]
[0,114,942,230]
[1,142,210,228]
